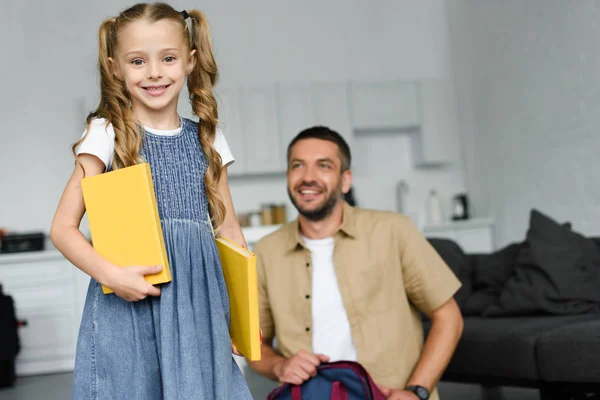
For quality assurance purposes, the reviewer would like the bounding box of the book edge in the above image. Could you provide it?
[144,163,172,284]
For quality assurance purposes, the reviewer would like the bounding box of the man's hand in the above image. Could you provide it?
[272,349,329,385]
[377,385,419,400]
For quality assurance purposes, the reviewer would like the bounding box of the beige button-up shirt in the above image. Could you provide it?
[254,203,461,399]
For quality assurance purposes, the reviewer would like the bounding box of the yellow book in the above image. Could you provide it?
[81,163,171,294]
[215,236,262,361]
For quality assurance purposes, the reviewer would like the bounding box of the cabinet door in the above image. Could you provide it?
[0,257,80,376]
[454,227,494,253]
[312,82,354,154]
[17,308,79,375]
[277,83,316,167]
[414,79,461,166]
[215,86,246,176]
[350,81,419,131]
[243,85,284,174]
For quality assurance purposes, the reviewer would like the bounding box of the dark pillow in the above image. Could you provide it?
[483,209,600,316]
[461,242,522,315]
[427,238,472,309]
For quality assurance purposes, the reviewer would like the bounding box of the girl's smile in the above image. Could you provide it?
[142,84,171,96]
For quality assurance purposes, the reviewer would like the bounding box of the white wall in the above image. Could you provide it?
[447,0,600,246]
[0,0,464,234]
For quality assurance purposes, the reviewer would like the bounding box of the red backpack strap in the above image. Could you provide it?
[331,381,349,400]
[291,385,302,400]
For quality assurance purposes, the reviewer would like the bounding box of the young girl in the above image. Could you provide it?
[50,3,253,399]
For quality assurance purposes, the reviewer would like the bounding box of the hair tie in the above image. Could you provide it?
[180,10,189,20]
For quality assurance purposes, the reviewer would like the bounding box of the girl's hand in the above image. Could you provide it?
[231,341,242,356]
[105,265,162,302]
[221,230,248,250]
[231,329,262,357]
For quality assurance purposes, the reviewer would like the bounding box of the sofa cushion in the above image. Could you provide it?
[484,209,600,316]
[462,242,522,315]
[424,315,598,381]
[537,319,600,383]
[427,238,472,309]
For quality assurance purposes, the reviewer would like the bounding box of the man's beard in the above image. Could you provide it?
[288,182,343,222]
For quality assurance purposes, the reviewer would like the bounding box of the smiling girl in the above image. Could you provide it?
[50,3,252,399]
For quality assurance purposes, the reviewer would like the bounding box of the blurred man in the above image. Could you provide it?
[249,126,463,400]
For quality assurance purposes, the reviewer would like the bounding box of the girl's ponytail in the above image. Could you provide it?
[187,10,225,231]
[72,15,143,175]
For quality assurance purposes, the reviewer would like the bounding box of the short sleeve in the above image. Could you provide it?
[213,128,235,167]
[75,118,115,171]
[398,216,462,314]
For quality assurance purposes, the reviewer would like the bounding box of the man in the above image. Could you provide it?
[248,127,463,400]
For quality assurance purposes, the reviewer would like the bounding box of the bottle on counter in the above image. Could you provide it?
[425,189,443,225]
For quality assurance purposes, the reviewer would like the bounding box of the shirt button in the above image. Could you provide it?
[305,294,310,299]
[305,327,310,332]
[306,262,310,267]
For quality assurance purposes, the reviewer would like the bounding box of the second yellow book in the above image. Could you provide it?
[81,163,172,294]
[215,236,261,361]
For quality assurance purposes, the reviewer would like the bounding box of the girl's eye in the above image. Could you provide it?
[164,56,175,63]
[131,59,144,66]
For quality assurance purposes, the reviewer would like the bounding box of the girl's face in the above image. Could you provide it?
[110,19,195,120]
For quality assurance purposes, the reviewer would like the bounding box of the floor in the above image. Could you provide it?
[0,369,542,400]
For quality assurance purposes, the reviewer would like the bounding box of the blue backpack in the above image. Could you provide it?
[267,361,386,400]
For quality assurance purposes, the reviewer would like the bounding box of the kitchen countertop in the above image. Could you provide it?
[0,248,65,265]
[0,226,285,264]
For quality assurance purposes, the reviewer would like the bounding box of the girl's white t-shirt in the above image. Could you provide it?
[75,118,235,171]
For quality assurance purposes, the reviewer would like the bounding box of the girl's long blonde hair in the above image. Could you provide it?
[73,2,226,230]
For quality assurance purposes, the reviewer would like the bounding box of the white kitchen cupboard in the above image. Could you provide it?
[214,86,247,176]
[0,250,89,376]
[311,82,354,154]
[412,79,461,166]
[180,84,284,175]
[277,83,315,157]
[242,85,285,174]
[350,81,420,131]
[422,218,495,253]
[350,79,461,166]
[277,82,353,160]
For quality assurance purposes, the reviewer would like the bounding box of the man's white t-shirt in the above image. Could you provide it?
[301,235,357,362]
[75,118,235,170]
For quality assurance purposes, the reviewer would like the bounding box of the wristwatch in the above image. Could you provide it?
[405,385,430,400]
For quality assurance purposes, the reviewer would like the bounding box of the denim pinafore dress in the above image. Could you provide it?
[72,118,252,400]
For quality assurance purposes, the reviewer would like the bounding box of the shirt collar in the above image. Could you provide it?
[285,201,357,251]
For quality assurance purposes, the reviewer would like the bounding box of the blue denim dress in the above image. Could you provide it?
[72,118,252,400]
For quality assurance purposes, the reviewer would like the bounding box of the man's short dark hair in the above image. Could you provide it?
[286,126,351,171]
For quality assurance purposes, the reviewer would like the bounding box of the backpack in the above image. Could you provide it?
[267,361,387,400]
[0,286,20,388]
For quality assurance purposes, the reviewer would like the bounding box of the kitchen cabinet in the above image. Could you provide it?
[242,85,285,174]
[215,86,247,176]
[350,81,420,131]
[350,79,460,166]
[422,218,495,253]
[185,78,460,175]
[277,82,353,161]
[277,83,315,160]
[180,84,283,175]
[412,79,461,166]
[0,251,89,376]
[312,82,354,154]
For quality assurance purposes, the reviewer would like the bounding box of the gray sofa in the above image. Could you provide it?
[425,210,600,399]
